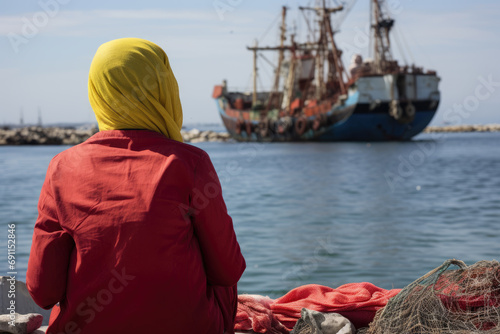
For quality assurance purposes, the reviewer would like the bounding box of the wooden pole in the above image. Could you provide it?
[324,14,347,95]
[269,6,287,109]
[252,40,258,106]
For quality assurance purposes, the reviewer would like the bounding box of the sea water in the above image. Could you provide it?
[1,132,499,298]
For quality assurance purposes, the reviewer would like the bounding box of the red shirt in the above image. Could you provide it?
[26,130,246,334]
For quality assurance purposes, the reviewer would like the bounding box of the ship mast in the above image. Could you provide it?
[248,2,350,114]
[252,40,258,105]
[371,0,394,73]
[323,3,348,96]
[283,34,297,111]
[315,12,326,100]
[250,7,287,111]
[268,6,287,109]
[300,2,348,97]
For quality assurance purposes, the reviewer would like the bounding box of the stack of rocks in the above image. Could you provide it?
[181,129,231,143]
[0,126,98,145]
[423,124,500,133]
[0,127,232,145]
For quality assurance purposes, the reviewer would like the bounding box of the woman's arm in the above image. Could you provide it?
[26,172,74,309]
[191,154,246,287]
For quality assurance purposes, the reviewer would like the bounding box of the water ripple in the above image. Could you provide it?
[1,134,500,297]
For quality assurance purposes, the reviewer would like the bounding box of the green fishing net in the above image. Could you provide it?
[367,259,500,334]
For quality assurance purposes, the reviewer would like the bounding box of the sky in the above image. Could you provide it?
[0,0,499,126]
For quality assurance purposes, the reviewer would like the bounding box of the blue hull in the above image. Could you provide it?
[215,89,438,142]
[318,110,436,141]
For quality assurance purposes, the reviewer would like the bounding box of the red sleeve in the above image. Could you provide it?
[191,154,246,287]
[26,170,74,309]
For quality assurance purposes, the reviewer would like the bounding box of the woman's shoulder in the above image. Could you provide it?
[147,134,211,164]
[46,130,213,173]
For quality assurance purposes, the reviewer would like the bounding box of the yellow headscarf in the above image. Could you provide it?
[88,38,183,142]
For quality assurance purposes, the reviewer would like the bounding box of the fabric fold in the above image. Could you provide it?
[88,38,183,142]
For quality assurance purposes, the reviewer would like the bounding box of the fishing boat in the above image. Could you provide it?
[212,0,440,141]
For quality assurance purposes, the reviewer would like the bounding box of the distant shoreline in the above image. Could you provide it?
[423,124,500,133]
[0,124,499,145]
[0,126,230,145]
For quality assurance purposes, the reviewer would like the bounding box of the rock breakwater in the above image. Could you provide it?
[1,124,499,145]
[0,126,99,145]
[423,124,500,133]
[0,127,232,145]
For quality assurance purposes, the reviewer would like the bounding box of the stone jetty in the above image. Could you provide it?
[423,124,500,133]
[0,126,98,146]
[0,124,499,145]
[181,128,232,143]
[0,126,232,145]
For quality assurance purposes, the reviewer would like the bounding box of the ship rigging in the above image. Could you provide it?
[212,0,441,141]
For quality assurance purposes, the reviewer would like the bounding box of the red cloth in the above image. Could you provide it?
[235,295,288,334]
[271,283,401,329]
[26,130,246,334]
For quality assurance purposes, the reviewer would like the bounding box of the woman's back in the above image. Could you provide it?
[27,130,245,333]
